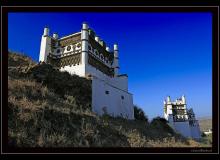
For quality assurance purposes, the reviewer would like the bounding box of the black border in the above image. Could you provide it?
[1,6,219,154]
[0,0,220,6]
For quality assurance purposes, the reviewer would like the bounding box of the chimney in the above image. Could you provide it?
[53,33,58,39]
[106,46,110,52]
[167,96,171,102]
[95,36,100,42]
[182,95,186,104]
[114,44,119,76]
[43,27,49,36]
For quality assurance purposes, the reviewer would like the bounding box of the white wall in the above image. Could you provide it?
[115,76,128,92]
[60,65,134,119]
[190,123,201,139]
[39,36,51,62]
[92,76,134,119]
[86,64,128,91]
[60,64,85,77]
[170,121,192,138]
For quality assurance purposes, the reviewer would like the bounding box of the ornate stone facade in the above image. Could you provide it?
[88,54,114,77]
[59,34,81,47]
[47,53,81,68]
[89,35,114,66]
[45,32,115,77]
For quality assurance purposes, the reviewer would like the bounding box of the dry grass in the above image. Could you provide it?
[8,51,205,148]
[199,118,212,132]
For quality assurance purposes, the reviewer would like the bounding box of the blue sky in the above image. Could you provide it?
[8,12,212,119]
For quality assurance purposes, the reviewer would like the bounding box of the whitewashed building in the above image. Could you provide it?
[39,22,134,119]
[204,129,212,135]
[164,95,201,140]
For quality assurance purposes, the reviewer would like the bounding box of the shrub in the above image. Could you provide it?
[134,105,148,122]
[26,63,92,111]
[201,132,206,137]
[151,116,168,125]
[150,116,174,134]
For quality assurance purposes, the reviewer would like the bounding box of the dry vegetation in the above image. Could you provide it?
[8,51,205,147]
[198,118,212,132]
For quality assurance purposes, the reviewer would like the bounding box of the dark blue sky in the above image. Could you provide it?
[8,12,212,119]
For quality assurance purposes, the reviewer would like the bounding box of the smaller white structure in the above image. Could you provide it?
[164,95,201,140]
[204,129,212,135]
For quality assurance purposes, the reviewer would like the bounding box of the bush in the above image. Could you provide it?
[151,117,167,125]
[201,132,206,137]
[26,63,92,110]
[150,116,174,135]
[134,105,148,122]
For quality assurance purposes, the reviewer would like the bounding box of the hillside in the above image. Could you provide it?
[8,51,205,148]
[198,118,212,132]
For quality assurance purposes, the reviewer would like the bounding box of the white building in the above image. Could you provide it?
[164,95,201,140]
[39,22,134,119]
[204,129,212,135]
